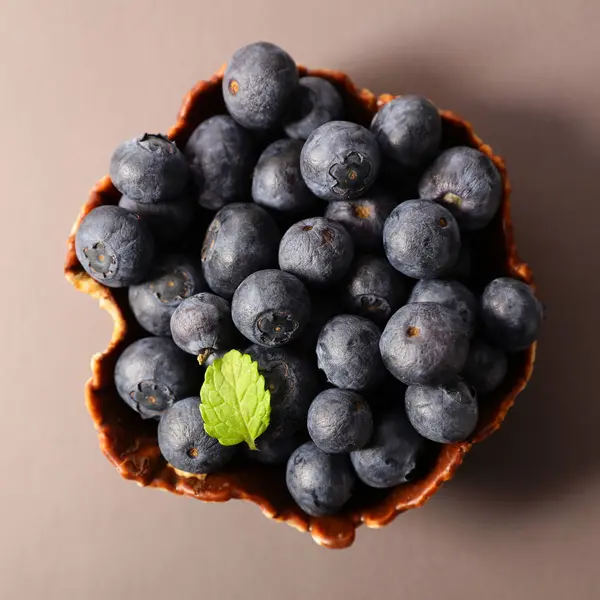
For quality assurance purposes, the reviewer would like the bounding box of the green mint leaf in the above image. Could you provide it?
[200,349,271,450]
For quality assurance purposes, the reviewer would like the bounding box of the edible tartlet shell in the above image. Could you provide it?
[64,65,537,550]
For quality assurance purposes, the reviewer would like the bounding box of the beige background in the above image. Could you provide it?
[1,0,599,598]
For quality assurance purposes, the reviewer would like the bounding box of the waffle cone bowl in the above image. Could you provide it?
[64,65,536,549]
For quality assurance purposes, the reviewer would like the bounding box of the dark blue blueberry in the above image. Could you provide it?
[252,139,316,212]
[481,277,543,352]
[307,388,373,453]
[114,337,201,419]
[343,255,410,326]
[350,407,424,488]
[300,121,381,201]
[324,187,398,251]
[170,293,237,359]
[278,217,355,286]
[418,146,503,231]
[284,76,344,140]
[223,42,298,130]
[243,432,306,465]
[409,278,477,336]
[128,255,206,336]
[317,314,386,391]
[158,397,236,474]
[286,441,355,516]
[75,205,154,287]
[405,378,478,443]
[119,193,194,246]
[246,344,318,438]
[370,95,441,171]
[232,269,311,347]
[383,199,461,279]
[461,338,508,395]
[109,134,188,203]
[201,203,280,298]
[185,115,255,210]
[380,302,470,385]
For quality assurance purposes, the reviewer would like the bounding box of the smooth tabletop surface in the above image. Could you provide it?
[1,1,599,598]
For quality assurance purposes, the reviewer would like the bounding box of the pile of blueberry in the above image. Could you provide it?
[75,42,542,517]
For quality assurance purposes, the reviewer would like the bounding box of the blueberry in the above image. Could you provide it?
[300,121,381,201]
[418,146,503,231]
[109,134,188,203]
[324,187,398,251]
[284,76,344,140]
[246,344,318,439]
[350,407,424,488]
[383,199,461,279]
[279,217,355,286]
[286,441,355,516]
[408,279,477,336]
[128,255,206,336]
[170,293,237,358]
[75,205,154,287]
[317,314,386,391]
[343,255,410,325]
[114,337,201,419]
[461,338,508,395]
[307,388,373,453]
[243,432,306,465]
[232,269,311,347]
[405,378,478,443]
[223,42,298,130]
[252,139,316,212]
[481,277,543,352]
[158,397,236,474]
[185,115,255,210]
[370,96,441,171]
[119,193,195,246]
[201,203,280,298]
[380,302,470,385]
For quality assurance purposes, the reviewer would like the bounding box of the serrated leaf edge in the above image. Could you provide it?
[200,350,271,449]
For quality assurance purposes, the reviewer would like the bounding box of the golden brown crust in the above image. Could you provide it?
[64,66,537,549]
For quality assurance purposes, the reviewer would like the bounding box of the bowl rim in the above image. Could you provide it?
[64,65,537,550]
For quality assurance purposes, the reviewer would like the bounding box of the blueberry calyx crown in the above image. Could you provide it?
[260,360,289,394]
[329,152,371,197]
[148,269,194,304]
[82,241,117,278]
[257,311,299,345]
[138,133,176,154]
[130,380,176,418]
[359,294,388,313]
